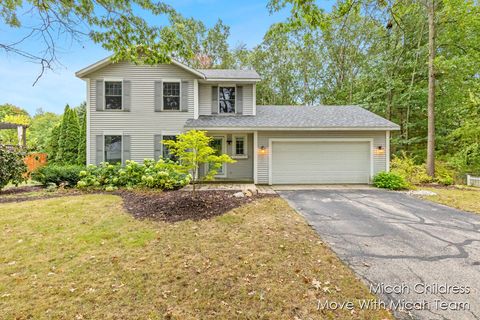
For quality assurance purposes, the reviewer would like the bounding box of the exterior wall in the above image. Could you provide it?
[255,131,388,184]
[87,62,198,164]
[198,83,255,116]
[198,132,254,181]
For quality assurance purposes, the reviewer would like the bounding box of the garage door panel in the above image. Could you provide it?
[271,141,371,184]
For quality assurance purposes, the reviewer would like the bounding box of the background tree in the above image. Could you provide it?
[161,15,235,68]
[0,1,191,83]
[47,124,61,162]
[162,130,235,196]
[77,112,87,165]
[29,109,61,152]
[55,106,80,164]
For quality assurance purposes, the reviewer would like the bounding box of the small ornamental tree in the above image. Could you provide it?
[162,130,235,195]
[0,146,27,190]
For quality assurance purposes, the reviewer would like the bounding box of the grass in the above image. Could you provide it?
[421,186,480,214]
[0,194,392,319]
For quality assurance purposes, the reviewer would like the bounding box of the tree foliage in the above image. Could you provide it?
[53,105,81,164]
[0,146,27,190]
[29,109,61,153]
[0,0,190,83]
[77,112,87,165]
[162,130,235,195]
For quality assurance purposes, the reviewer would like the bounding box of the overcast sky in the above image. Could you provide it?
[0,0,333,115]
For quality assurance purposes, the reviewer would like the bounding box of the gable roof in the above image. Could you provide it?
[75,56,261,81]
[75,55,206,78]
[185,105,400,130]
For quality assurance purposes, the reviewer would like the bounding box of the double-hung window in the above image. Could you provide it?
[219,86,235,114]
[105,81,122,110]
[232,135,247,158]
[104,135,122,164]
[162,135,178,161]
[163,82,181,111]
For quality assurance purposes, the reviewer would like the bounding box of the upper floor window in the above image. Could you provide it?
[105,81,122,110]
[219,86,235,113]
[163,82,180,111]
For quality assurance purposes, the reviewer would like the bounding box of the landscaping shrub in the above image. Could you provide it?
[434,161,455,186]
[390,152,432,185]
[31,164,84,187]
[76,159,190,191]
[373,172,409,190]
[0,146,27,190]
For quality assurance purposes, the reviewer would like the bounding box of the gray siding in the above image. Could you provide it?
[199,84,212,115]
[198,83,255,116]
[226,133,254,180]
[256,131,387,184]
[197,132,254,181]
[87,62,197,164]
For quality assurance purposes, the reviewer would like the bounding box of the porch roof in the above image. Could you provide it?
[185,105,400,131]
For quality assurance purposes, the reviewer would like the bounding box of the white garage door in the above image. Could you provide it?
[271,141,371,184]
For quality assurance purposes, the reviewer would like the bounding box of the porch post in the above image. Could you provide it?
[386,130,390,172]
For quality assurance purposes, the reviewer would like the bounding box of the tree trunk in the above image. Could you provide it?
[426,0,436,177]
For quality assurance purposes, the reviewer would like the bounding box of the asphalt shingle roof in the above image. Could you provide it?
[185,105,400,130]
[198,69,261,80]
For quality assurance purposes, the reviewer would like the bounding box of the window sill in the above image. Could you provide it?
[103,109,125,111]
[232,155,248,159]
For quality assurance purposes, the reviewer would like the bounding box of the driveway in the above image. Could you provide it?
[278,189,480,320]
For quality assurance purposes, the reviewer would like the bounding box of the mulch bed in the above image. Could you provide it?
[0,187,277,222]
[118,190,276,222]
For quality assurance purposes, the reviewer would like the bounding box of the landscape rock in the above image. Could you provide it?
[233,191,245,198]
[408,190,437,196]
[244,190,253,197]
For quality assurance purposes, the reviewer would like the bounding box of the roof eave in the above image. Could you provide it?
[75,55,206,79]
[200,78,262,83]
[183,126,400,131]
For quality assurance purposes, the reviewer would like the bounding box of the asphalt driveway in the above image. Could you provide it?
[278,189,480,320]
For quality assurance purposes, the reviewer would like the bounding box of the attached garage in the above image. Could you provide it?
[185,105,400,185]
[270,139,373,184]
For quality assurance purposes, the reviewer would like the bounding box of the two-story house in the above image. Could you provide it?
[76,57,399,185]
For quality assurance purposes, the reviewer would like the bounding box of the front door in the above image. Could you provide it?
[210,136,226,176]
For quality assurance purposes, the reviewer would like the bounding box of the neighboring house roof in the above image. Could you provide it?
[197,69,261,81]
[185,105,400,130]
[75,55,261,81]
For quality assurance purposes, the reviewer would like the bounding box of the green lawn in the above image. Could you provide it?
[0,194,391,319]
[421,186,480,214]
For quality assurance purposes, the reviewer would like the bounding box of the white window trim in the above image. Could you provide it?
[162,79,182,112]
[103,78,124,111]
[267,138,374,186]
[218,84,236,114]
[103,133,123,164]
[232,134,248,159]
